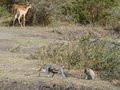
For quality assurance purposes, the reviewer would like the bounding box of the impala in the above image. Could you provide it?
[13,4,32,27]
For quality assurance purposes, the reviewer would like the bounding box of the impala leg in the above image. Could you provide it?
[23,14,26,27]
[18,15,22,27]
[13,14,17,26]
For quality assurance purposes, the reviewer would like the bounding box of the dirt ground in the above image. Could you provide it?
[0,26,119,90]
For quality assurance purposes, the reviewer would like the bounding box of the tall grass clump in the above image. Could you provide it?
[30,32,120,79]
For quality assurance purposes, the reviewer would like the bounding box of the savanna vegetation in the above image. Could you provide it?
[0,0,120,26]
[0,0,119,88]
[30,31,120,80]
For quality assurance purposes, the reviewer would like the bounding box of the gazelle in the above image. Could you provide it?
[13,4,32,27]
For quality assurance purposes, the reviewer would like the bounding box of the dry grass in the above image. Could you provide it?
[0,26,119,90]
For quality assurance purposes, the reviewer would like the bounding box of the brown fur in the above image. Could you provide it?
[12,4,32,27]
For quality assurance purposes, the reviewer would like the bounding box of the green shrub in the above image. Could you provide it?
[0,0,25,12]
[0,6,10,18]
[27,0,120,26]
[29,32,120,79]
[1,0,120,26]
[62,0,120,26]
[26,3,51,26]
[26,0,74,26]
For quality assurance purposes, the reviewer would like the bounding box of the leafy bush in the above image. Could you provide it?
[26,0,120,26]
[0,0,120,26]
[26,0,73,26]
[0,6,10,18]
[26,1,52,26]
[29,32,120,79]
[0,0,26,12]
[62,0,120,26]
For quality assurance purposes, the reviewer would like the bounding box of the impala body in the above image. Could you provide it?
[13,4,32,27]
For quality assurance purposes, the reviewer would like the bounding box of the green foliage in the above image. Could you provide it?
[26,0,120,26]
[30,32,120,79]
[26,1,52,26]
[0,0,26,18]
[0,0,120,26]
[62,0,120,26]
[26,0,72,26]
[0,6,10,18]
[0,0,25,12]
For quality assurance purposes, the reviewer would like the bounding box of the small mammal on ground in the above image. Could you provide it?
[39,63,66,77]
